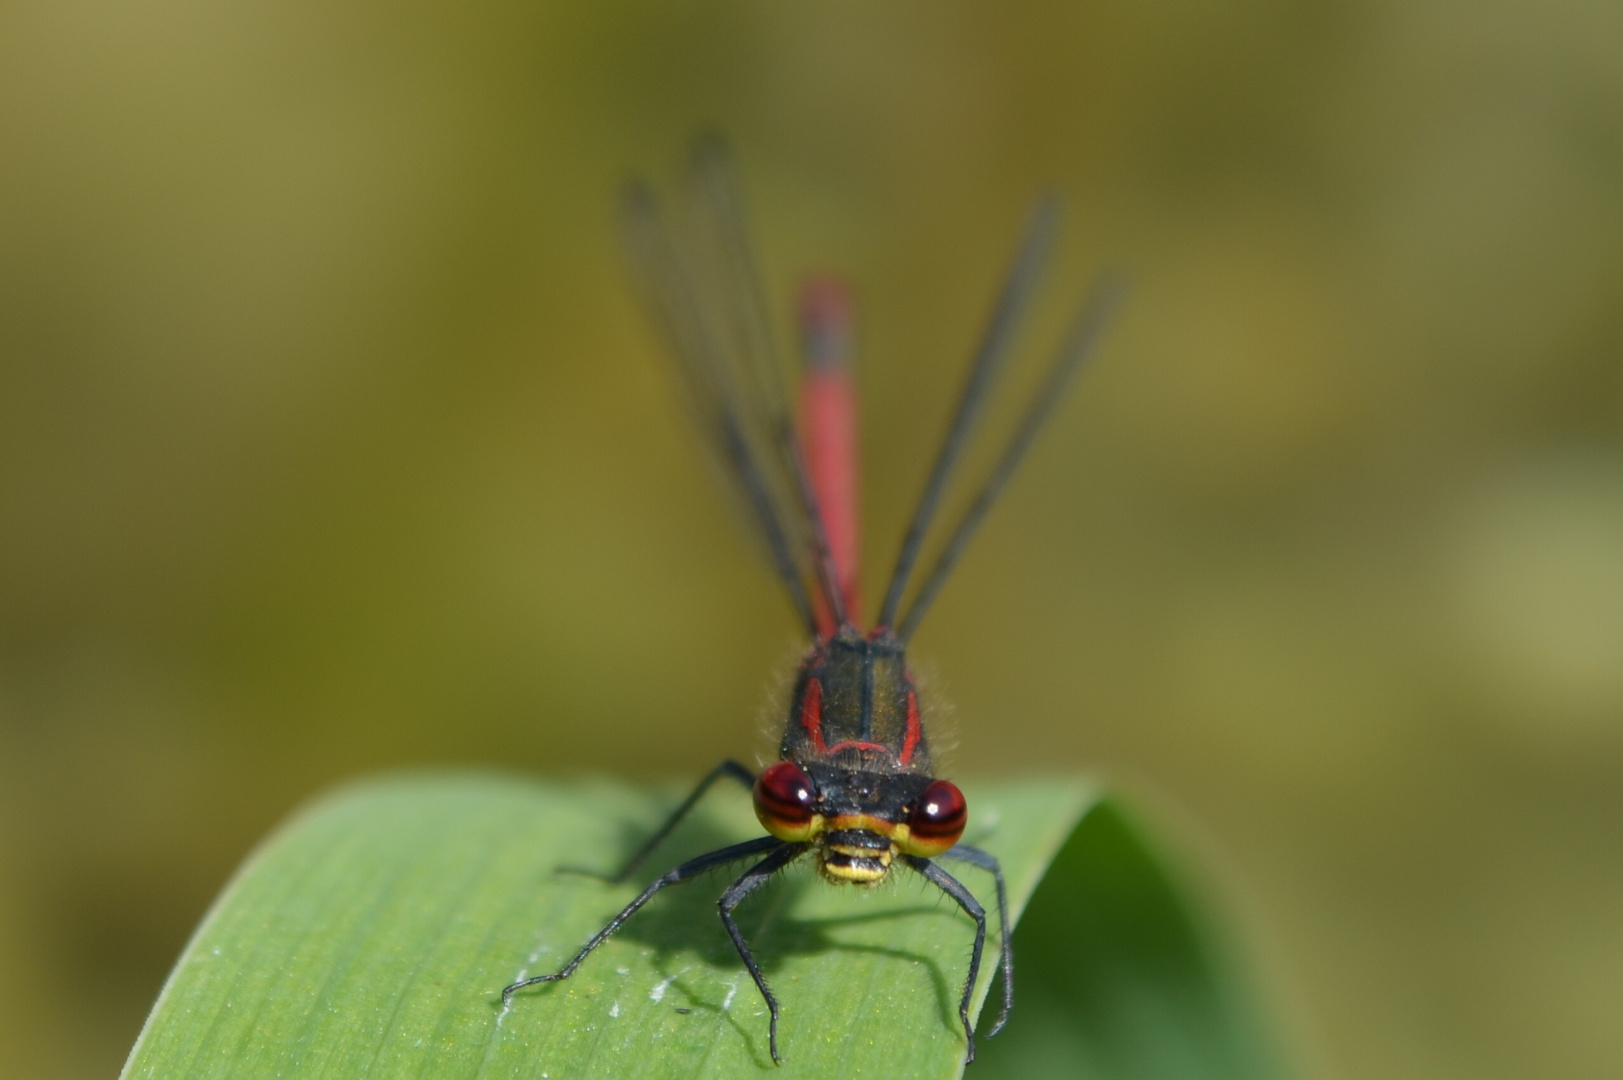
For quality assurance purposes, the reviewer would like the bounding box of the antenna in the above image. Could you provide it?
[897,272,1129,641]
[876,197,1061,630]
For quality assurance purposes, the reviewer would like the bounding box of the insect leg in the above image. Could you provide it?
[939,843,1014,1037]
[717,842,806,1064]
[504,835,784,1003]
[903,854,987,1064]
[565,760,757,883]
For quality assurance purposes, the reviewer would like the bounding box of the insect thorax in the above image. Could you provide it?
[781,629,931,773]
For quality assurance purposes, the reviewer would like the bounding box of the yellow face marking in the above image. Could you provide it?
[894,831,955,858]
[819,836,895,885]
[825,814,910,843]
[757,811,825,844]
[820,855,891,884]
[823,862,888,884]
[828,844,894,864]
[822,813,955,858]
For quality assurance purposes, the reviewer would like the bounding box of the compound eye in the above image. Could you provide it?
[905,779,967,855]
[753,762,819,841]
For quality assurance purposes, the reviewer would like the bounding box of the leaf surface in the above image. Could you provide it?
[121,772,1277,1080]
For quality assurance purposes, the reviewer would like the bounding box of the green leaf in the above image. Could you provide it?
[973,801,1286,1080]
[120,773,1280,1080]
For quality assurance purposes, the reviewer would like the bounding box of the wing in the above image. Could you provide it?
[619,153,824,635]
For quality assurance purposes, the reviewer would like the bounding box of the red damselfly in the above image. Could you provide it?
[503,136,1125,1065]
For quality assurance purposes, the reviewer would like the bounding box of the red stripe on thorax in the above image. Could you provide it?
[801,676,826,753]
[823,740,891,756]
[899,688,922,765]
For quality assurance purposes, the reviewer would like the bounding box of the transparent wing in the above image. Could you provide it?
[896,271,1129,641]
[876,197,1063,629]
[619,179,818,635]
[684,136,849,629]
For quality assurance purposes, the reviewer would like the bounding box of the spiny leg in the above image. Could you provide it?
[903,855,987,1065]
[939,843,1013,1037]
[717,843,805,1064]
[503,835,784,1002]
[563,759,756,883]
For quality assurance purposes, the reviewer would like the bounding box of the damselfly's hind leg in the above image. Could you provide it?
[902,855,988,1065]
[559,759,756,882]
[939,843,1014,1037]
[503,835,786,1004]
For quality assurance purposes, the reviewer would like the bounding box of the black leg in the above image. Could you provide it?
[503,835,785,1002]
[903,854,987,1065]
[718,843,805,1064]
[569,759,756,883]
[939,843,1013,1037]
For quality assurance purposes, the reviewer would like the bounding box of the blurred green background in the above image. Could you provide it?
[1,2,1620,1078]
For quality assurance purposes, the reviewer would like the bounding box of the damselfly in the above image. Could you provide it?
[503,136,1124,1065]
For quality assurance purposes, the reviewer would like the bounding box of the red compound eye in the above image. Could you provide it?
[753,762,819,841]
[905,779,967,855]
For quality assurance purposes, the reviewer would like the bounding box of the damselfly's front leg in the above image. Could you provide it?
[939,842,1013,1036]
[717,842,805,1064]
[903,854,988,1065]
